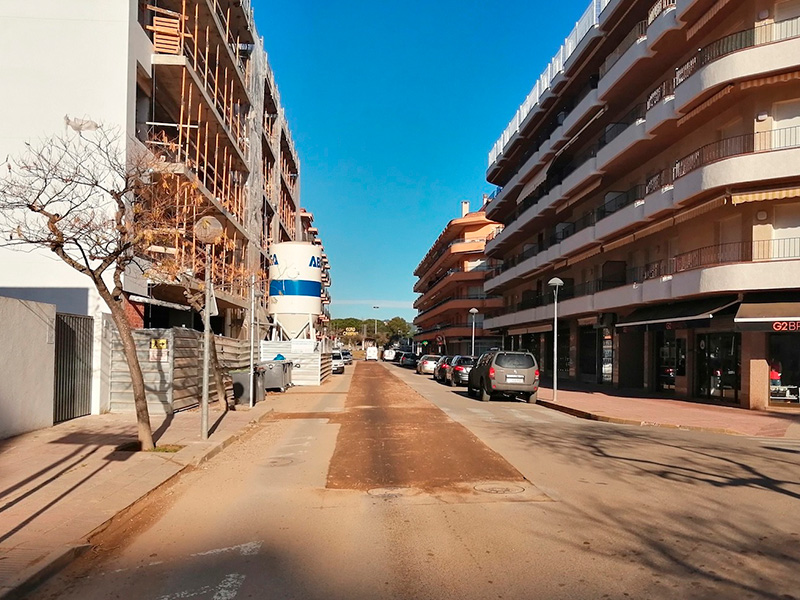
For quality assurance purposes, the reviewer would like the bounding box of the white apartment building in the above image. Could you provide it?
[484,0,800,410]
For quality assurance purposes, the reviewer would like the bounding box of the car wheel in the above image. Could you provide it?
[467,382,475,397]
[447,376,454,387]
[480,381,492,402]
[524,391,537,404]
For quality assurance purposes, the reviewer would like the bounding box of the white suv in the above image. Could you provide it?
[331,352,345,374]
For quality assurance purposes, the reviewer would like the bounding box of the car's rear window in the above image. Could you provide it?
[494,353,534,368]
[332,353,342,359]
[456,357,475,366]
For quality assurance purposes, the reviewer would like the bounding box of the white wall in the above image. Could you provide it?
[0,296,56,439]
[0,1,137,414]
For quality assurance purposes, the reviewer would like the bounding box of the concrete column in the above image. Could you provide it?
[569,321,578,379]
[643,331,652,391]
[741,331,769,410]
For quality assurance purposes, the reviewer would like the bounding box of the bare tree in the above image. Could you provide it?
[0,127,174,449]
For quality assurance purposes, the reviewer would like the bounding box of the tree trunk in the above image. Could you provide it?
[108,300,155,450]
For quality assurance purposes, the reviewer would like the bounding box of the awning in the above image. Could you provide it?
[616,297,738,330]
[508,323,552,335]
[735,302,800,332]
[731,186,800,205]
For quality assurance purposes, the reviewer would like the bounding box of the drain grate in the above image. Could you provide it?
[473,483,526,495]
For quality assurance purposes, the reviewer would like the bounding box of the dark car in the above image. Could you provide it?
[467,350,539,402]
[444,355,476,386]
[392,351,406,363]
[400,353,419,368]
[433,356,453,382]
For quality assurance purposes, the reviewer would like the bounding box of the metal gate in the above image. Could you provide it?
[54,313,94,423]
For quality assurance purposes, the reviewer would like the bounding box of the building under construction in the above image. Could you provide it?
[0,1,330,413]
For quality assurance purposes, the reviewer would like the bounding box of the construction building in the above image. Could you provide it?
[0,1,330,413]
[483,0,800,410]
[414,200,503,357]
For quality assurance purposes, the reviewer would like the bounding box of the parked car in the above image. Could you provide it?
[400,353,419,368]
[445,355,476,386]
[416,355,441,375]
[341,350,353,365]
[365,347,379,361]
[331,351,345,374]
[393,351,406,363]
[383,348,396,362]
[467,350,539,402]
[433,356,452,382]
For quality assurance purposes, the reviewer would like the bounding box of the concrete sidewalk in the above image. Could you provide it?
[536,384,800,438]
[0,401,274,599]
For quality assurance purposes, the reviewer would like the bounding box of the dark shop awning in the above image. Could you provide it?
[616,298,739,330]
[734,302,800,332]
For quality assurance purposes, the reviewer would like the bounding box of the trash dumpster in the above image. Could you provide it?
[230,367,264,405]
[261,360,292,392]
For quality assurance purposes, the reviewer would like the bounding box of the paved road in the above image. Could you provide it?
[32,362,800,600]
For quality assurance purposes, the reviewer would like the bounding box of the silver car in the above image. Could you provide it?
[416,355,441,375]
[331,351,345,374]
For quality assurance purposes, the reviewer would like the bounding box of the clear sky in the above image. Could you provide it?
[254,0,591,323]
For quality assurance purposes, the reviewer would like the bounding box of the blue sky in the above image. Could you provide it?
[254,0,591,322]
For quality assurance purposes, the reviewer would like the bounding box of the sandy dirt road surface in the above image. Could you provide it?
[30,361,800,600]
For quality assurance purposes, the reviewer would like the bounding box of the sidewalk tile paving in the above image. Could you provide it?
[1,375,800,598]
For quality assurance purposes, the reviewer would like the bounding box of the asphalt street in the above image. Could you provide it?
[31,361,800,600]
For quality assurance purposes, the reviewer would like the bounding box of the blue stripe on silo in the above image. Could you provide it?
[269,279,322,297]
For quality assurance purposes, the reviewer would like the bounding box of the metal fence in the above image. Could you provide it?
[53,313,94,424]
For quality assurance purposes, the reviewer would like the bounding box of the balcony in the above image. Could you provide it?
[596,104,648,171]
[416,294,503,323]
[674,16,800,114]
[646,0,679,49]
[485,237,800,330]
[598,21,650,100]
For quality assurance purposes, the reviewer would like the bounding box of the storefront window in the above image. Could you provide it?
[696,333,740,402]
[768,333,800,404]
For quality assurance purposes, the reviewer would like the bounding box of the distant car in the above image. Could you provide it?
[331,351,345,374]
[433,356,453,382]
[467,350,539,403]
[365,347,379,361]
[383,348,396,362]
[393,351,406,363]
[416,355,441,375]
[445,355,476,386]
[341,350,353,365]
[400,353,419,368]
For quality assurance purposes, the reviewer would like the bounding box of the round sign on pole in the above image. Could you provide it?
[195,216,224,244]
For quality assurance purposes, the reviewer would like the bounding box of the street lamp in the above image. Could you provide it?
[548,277,564,403]
[373,305,379,335]
[469,307,479,357]
[195,216,223,440]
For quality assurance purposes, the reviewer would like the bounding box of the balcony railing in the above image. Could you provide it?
[675,15,800,87]
[496,237,800,321]
[599,21,647,79]
[646,77,676,110]
[415,265,496,294]
[599,104,646,148]
[647,0,676,26]
[674,126,800,179]
[416,294,502,318]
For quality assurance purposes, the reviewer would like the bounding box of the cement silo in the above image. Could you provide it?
[268,242,323,340]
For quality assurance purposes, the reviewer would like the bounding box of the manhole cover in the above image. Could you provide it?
[367,487,415,498]
[265,457,294,467]
[474,483,526,495]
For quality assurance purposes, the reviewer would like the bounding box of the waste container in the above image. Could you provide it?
[230,367,264,405]
[261,360,292,392]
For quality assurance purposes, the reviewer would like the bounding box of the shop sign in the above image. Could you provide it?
[736,320,800,332]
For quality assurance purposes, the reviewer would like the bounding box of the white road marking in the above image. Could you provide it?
[191,541,262,557]
[156,574,246,600]
[213,574,246,600]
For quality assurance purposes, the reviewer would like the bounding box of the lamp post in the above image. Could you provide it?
[195,216,223,440]
[548,277,564,403]
[469,307,479,357]
[373,305,379,335]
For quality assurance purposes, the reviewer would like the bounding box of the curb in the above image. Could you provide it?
[0,404,275,600]
[537,400,740,436]
[0,544,91,600]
